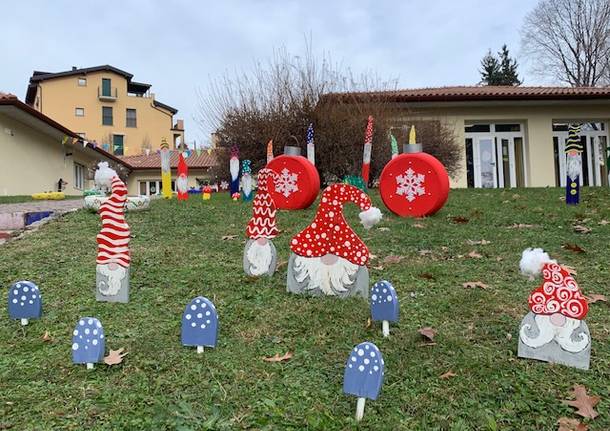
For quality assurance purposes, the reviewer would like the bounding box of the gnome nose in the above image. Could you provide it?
[550,313,566,327]
[256,238,268,245]
[321,254,338,265]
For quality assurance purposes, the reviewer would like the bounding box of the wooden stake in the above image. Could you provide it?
[355,397,366,421]
[382,320,390,337]
[86,363,94,370]
[20,318,29,326]
[197,346,204,354]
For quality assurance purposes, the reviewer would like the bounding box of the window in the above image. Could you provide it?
[102,106,113,125]
[495,123,521,132]
[74,163,85,190]
[75,107,84,117]
[113,135,124,155]
[102,78,112,97]
[126,108,137,127]
[78,78,87,86]
[464,124,491,133]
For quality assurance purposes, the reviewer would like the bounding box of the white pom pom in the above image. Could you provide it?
[94,161,117,190]
[359,207,382,229]
[519,248,556,276]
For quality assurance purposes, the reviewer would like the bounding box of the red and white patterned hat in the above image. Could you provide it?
[246,168,278,239]
[290,184,375,266]
[528,263,588,319]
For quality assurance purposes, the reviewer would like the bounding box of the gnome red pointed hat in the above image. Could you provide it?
[246,168,279,239]
[527,262,588,319]
[290,184,382,265]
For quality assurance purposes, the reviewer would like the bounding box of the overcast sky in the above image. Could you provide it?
[3,0,541,146]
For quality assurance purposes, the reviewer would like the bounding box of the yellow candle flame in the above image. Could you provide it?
[409,126,416,144]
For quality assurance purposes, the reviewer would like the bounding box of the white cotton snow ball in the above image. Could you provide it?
[94,161,117,189]
[519,248,556,276]
[359,207,383,229]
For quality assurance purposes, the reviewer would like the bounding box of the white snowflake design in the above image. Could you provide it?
[396,168,426,202]
[274,168,299,197]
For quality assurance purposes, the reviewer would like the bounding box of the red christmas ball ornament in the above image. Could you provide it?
[267,146,320,210]
[379,143,449,217]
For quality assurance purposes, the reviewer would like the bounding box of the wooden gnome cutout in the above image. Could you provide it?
[181,296,218,353]
[202,184,212,200]
[379,126,450,217]
[287,184,382,298]
[243,168,279,277]
[176,151,189,201]
[229,145,240,200]
[8,281,42,325]
[565,124,583,205]
[343,341,384,421]
[517,248,591,370]
[266,145,320,210]
[370,280,399,337]
[241,160,253,202]
[72,317,105,369]
[160,138,172,199]
[94,162,130,303]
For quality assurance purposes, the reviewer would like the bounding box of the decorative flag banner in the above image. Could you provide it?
[94,162,130,303]
[266,140,274,164]
[62,135,68,145]
[229,145,240,199]
[343,342,385,421]
[177,152,189,201]
[565,124,583,205]
[160,138,172,199]
[306,123,315,165]
[517,248,591,370]
[389,133,398,159]
[8,281,42,326]
[361,116,374,186]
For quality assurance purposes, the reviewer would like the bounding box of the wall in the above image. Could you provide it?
[31,71,178,156]
[399,102,610,188]
[126,168,214,195]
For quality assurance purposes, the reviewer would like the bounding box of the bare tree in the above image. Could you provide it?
[521,0,610,86]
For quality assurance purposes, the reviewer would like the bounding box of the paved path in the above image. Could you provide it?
[0,199,84,214]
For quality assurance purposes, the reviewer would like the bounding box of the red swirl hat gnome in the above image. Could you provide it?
[517,248,591,370]
[94,162,130,303]
[243,168,279,276]
[287,184,382,297]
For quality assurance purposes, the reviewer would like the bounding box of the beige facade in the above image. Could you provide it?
[26,66,184,157]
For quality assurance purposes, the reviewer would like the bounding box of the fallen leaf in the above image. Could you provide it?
[439,370,457,379]
[369,254,379,260]
[104,348,127,366]
[467,250,482,259]
[41,331,52,342]
[412,223,425,229]
[561,384,600,419]
[383,255,404,264]
[263,351,293,363]
[598,219,609,225]
[418,272,436,280]
[462,281,489,289]
[276,260,288,270]
[507,223,536,229]
[365,317,372,329]
[585,294,607,304]
[377,227,390,232]
[222,235,238,240]
[563,243,586,253]
[573,225,592,234]
[466,239,491,246]
[496,256,504,262]
[561,265,578,275]
[418,327,437,342]
[557,417,589,431]
[450,216,469,224]
[372,265,385,271]
[418,249,433,256]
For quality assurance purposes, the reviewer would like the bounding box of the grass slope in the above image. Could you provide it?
[1,188,609,430]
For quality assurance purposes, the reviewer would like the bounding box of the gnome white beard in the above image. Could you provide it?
[566,153,582,180]
[176,175,188,193]
[97,264,127,296]
[520,314,589,353]
[247,240,272,275]
[242,174,252,195]
[230,157,239,181]
[293,255,359,295]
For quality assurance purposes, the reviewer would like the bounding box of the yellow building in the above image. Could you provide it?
[25,65,184,157]
[0,93,129,196]
[332,86,610,189]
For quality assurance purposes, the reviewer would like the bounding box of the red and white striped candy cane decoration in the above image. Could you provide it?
[96,176,130,268]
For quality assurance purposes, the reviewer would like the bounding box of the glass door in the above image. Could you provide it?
[474,137,497,188]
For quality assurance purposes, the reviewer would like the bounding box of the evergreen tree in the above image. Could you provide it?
[479,50,503,85]
[498,44,522,86]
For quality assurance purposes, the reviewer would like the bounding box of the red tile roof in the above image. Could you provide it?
[323,86,610,103]
[120,150,218,170]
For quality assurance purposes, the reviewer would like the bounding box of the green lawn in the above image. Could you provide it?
[1,188,609,430]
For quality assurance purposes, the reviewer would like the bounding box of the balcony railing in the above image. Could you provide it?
[98,86,118,101]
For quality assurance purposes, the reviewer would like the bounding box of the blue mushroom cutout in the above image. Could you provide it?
[8,281,42,325]
[370,280,399,337]
[72,317,105,369]
[343,341,385,421]
[181,296,218,353]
